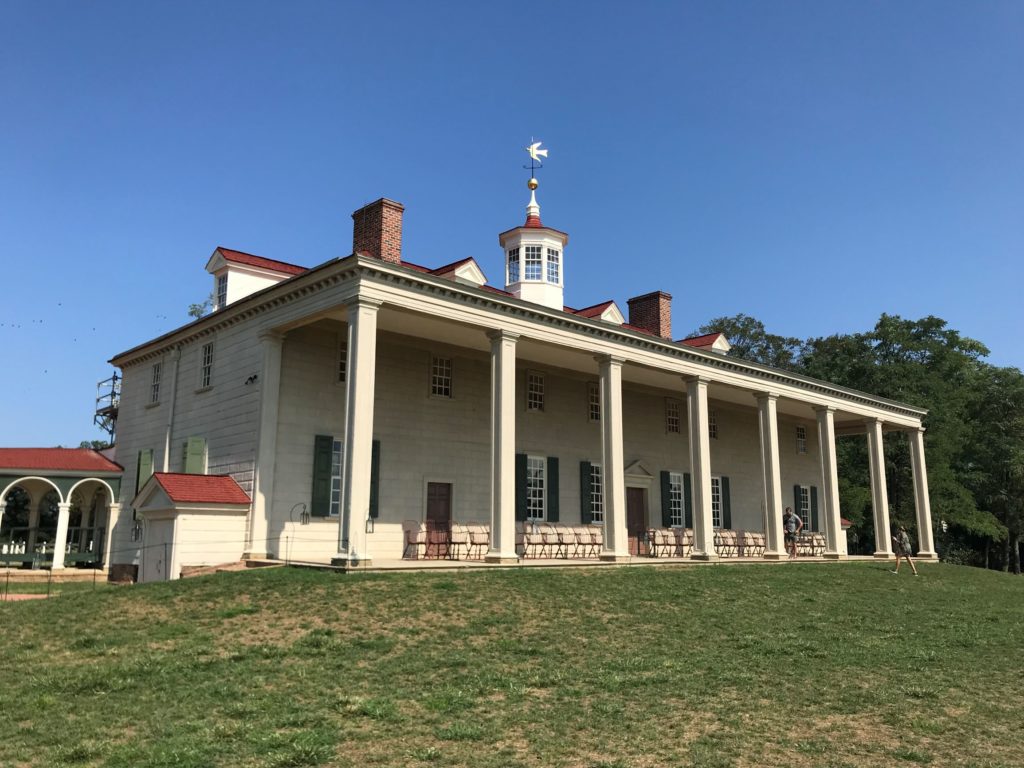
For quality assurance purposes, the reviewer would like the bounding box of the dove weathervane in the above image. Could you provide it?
[524,140,549,190]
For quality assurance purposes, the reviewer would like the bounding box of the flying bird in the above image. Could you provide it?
[526,141,548,163]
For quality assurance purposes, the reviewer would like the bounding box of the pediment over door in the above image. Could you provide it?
[624,460,654,484]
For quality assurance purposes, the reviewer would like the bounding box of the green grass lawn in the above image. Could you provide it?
[1,562,1022,768]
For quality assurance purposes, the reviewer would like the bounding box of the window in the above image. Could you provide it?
[665,399,680,433]
[798,485,811,529]
[150,362,162,404]
[589,463,604,524]
[337,340,347,384]
[527,456,546,520]
[588,382,601,422]
[524,245,543,280]
[708,409,718,439]
[507,247,520,283]
[200,342,214,389]
[329,439,343,517]
[431,355,452,398]
[796,425,807,454]
[546,248,560,284]
[711,476,723,528]
[669,472,684,527]
[216,274,228,310]
[527,371,544,411]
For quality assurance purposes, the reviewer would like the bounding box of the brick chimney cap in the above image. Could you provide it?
[352,198,405,218]
[627,290,673,304]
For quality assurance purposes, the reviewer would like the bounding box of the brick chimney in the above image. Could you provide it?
[351,198,404,264]
[627,291,672,339]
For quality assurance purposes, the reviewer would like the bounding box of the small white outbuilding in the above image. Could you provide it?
[133,473,250,582]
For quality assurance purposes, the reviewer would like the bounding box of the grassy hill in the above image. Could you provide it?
[2,562,1022,767]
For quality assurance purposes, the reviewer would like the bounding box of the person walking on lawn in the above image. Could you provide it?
[892,525,919,575]
[783,506,803,559]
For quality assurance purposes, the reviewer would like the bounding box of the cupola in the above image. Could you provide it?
[499,149,568,311]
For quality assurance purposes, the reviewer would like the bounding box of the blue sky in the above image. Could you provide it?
[1,1,1021,446]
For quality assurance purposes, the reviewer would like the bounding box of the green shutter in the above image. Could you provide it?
[310,435,333,518]
[794,484,802,522]
[660,471,672,527]
[547,456,559,522]
[136,449,154,495]
[810,486,819,532]
[183,436,206,474]
[369,440,381,519]
[579,461,593,524]
[515,453,528,521]
[683,473,693,528]
[721,476,732,529]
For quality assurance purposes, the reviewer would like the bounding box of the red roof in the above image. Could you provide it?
[151,473,251,505]
[0,448,122,473]
[572,300,616,319]
[680,332,724,348]
[218,248,307,276]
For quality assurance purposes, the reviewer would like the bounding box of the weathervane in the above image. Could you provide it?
[524,140,549,190]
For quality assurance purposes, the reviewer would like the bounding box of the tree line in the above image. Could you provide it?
[694,314,1023,574]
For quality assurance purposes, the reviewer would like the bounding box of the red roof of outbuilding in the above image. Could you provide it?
[217,248,307,276]
[151,473,251,505]
[0,448,122,473]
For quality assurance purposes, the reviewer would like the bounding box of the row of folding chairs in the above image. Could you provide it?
[402,521,491,560]
[517,523,604,559]
[647,528,694,558]
[796,532,827,556]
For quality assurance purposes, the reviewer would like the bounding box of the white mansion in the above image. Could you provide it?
[83,180,939,580]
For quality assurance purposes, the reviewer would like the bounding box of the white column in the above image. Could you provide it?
[865,418,893,557]
[103,503,120,569]
[247,330,284,559]
[815,406,844,559]
[486,330,519,563]
[52,501,72,570]
[0,501,6,540]
[687,377,717,560]
[756,392,785,560]
[908,427,938,559]
[598,355,629,560]
[334,297,380,566]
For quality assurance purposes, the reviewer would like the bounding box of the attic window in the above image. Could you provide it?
[524,245,543,280]
[216,274,227,310]
[507,248,520,283]
[546,249,560,284]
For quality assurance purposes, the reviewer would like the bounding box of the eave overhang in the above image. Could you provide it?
[109,254,928,420]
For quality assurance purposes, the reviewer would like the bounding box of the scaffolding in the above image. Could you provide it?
[93,372,120,443]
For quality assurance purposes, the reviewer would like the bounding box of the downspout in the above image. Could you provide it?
[162,347,182,472]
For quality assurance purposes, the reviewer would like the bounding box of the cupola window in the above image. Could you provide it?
[507,248,520,283]
[546,249,560,284]
[524,245,543,280]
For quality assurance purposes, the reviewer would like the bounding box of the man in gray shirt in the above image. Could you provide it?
[783,506,803,559]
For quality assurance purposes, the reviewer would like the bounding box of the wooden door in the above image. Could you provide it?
[627,487,647,556]
[426,483,452,557]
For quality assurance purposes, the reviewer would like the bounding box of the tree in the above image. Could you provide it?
[690,314,803,370]
[79,440,111,451]
[188,292,215,319]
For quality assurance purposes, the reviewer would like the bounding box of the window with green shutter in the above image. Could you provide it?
[135,449,154,494]
[546,456,559,522]
[721,476,732,529]
[311,435,334,517]
[369,440,381,519]
[579,461,593,524]
[683,473,693,528]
